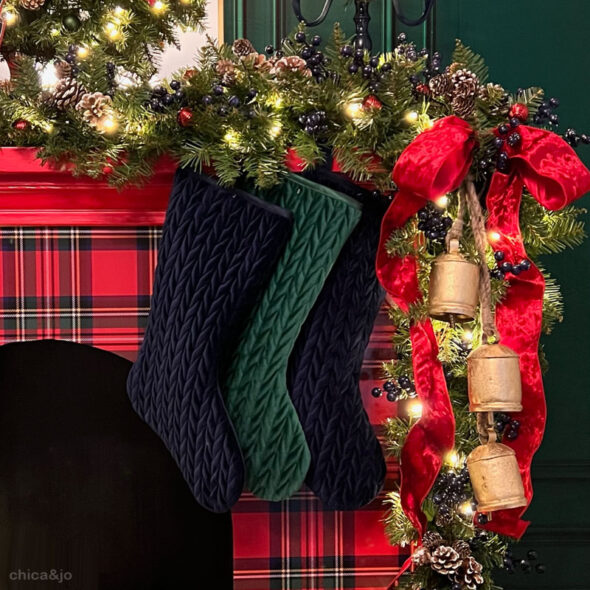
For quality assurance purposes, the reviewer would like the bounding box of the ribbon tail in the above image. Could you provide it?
[400,320,455,535]
[483,172,546,538]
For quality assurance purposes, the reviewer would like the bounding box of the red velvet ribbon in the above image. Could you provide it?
[481,126,590,538]
[376,116,475,534]
[376,118,590,540]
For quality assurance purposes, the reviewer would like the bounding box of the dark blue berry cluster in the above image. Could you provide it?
[532,96,560,126]
[490,250,531,280]
[268,32,330,82]
[371,375,415,402]
[564,127,590,148]
[202,86,257,118]
[339,44,392,94]
[495,412,520,441]
[298,110,328,135]
[148,80,185,113]
[432,466,472,523]
[494,118,522,172]
[64,45,80,77]
[417,203,453,242]
[503,548,546,575]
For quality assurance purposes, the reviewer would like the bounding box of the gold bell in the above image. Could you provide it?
[467,343,522,412]
[467,439,527,512]
[428,239,479,324]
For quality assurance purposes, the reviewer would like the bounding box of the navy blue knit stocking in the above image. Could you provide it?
[288,168,387,510]
[128,169,293,513]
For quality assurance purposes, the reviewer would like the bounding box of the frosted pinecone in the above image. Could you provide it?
[411,546,431,566]
[452,94,476,118]
[422,531,444,550]
[454,556,484,589]
[452,540,472,559]
[451,68,479,98]
[428,73,453,99]
[232,38,256,58]
[216,59,236,85]
[51,78,86,111]
[430,545,462,575]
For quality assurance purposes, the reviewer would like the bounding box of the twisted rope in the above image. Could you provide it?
[462,177,499,343]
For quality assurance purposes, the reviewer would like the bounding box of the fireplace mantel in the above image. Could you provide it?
[0,148,175,226]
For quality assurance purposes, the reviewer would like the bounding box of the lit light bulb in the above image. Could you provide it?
[445,450,460,468]
[269,121,282,138]
[267,93,283,109]
[3,9,18,26]
[435,195,449,208]
[223,129,240,147]
[77,46,90,59]
[488,231,501,243]
[180,0,192,4]
[98,114,118,134]
[343,100,363,121]
[107,28,121,40]
[151,0,167,14]
[404,110,419,124]
[407,400,423,419]
[39,64,59,90]
[50,27,60,37]
[463,330,473,342]
[459,500,474,517]
[113,5,125,15]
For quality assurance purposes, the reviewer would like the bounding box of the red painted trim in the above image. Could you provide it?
[0,147,174,226]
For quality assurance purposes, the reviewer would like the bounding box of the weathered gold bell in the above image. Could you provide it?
[428,239,479,323]
[467,441,527,512]
[467,343,522,412]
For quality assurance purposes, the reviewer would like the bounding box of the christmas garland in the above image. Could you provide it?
[1,12,590,589]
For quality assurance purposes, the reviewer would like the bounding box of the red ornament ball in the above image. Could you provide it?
[509,103,529,122]
[363,95,382,111]
[102,165,114,175]
[12,119,30,131]
[177,107,194,127]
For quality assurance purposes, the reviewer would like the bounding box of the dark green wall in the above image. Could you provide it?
[223,1,590,587]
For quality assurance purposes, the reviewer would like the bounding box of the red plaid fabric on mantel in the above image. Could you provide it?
[0,150,408,589]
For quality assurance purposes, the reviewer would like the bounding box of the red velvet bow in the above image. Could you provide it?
[376,117,590,540]
[376,116,475,535]
[481,126,590,538]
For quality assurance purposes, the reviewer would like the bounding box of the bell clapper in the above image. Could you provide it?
[449,313,456,329]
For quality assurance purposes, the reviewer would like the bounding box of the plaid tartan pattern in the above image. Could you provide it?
[0,225,407,590]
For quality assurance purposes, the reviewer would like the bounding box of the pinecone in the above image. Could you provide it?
[422,531,444,550]
[435,508,453,527]
[451,69,479,98]
[215,59,236,85]
[232,38,256,58]
[430,545,462,575]
[452,540,471,559]
[55,60,73,80]
[411,547,431,566]
[19,0,45,9]
[51,78,86,111]
[428,74,452,99]
[271,56,310,76]
[451,94,475,118]
[446,62,463,75]
[454,556,484,589]
[76,92,112,127]
[241,52,272,72]
[479,83,510,117]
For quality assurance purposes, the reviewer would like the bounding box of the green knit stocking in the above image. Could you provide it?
[224,174,361,501]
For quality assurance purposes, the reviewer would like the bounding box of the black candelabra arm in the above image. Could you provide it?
[291,0,335,27]
[392,0,437,26]
[291,0,438,52]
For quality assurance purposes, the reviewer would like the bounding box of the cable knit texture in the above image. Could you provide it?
[288,168,388,510]
[225,174,361,501]
[127,169,293,512]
